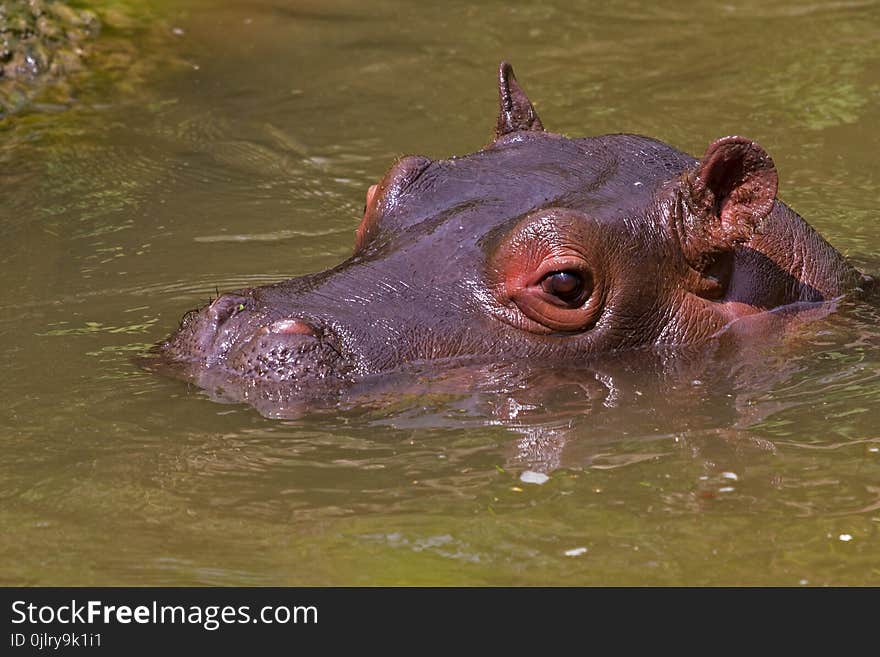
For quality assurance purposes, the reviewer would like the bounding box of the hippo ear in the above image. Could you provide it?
[679,136,778,270]
[495,61,545,139]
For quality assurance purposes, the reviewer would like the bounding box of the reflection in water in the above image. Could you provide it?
[164,294,877,486]
[1,0,880,585]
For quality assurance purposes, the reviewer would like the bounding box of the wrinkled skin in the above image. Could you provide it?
[146,63,872,410]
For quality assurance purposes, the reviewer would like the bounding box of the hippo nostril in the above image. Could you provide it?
[266,318,318,337]
[208,294,251,324]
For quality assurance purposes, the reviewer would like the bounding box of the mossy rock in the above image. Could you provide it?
[0,0,180,117]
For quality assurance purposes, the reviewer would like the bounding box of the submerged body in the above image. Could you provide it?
[147,63,871,406]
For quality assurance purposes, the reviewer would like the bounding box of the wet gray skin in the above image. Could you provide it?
[147,63,869,408]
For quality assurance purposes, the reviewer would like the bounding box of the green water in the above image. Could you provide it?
[2,0,879,585]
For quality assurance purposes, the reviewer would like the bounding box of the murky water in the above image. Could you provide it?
[2,0,880,585]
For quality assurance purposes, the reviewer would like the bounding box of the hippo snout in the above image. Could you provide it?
[155,288,357,389]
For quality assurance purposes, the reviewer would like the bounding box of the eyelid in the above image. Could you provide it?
[527,255,590,287]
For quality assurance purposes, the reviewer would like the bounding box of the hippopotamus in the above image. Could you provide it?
[146,62,871,410]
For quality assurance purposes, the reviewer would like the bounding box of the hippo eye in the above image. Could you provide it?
[540,270,589,305]
[489,208,606,335]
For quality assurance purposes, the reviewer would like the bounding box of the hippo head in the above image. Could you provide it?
[149,62,862,406]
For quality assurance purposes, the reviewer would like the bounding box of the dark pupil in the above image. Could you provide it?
[542,271,583,301]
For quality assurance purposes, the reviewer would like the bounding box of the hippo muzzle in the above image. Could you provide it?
[157,287,358,390]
